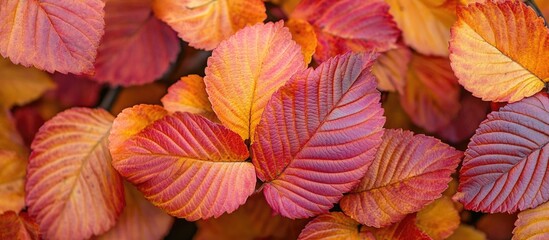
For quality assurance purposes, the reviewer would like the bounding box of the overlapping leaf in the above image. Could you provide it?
[340,129,462,228]
[94,0,180,86]
[291,0,400,62]
[204,21,305,140]
[416,196,460,240]
[371,214,432,240]
[456,92,549,213]
[297,212,373,240]
[0,211,40,240]
[0,0,105,74]
[372,45,411,93]
[400,53,461,132]
[153,0,266,50]
[436,94,489,143]
[386,0,456,56]
[447,225,487,240]
[0,58,55,108]
[450,0,549,102]
[252,53,385,218]
[162,75,216,121]
[513,201,549,239]
[110,111,255,221]
[285,19,317,64]
[26,108,124,240]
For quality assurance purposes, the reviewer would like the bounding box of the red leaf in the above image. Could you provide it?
[298,212,374,240]
[93,0,180,86]
[0,0,105,74]
[456,92,549,213]
[340,129,462,228]
[372,214,432,240]
[252,52,385,218]
[291,0,400,62]
[110,112,255,221]
[26,108,124,240]
[0,211,40,240]
[436,94,490,143]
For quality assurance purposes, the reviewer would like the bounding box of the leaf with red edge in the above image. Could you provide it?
[449,0,549,102]
[400,53,461,132]
[252,52,385,218]
[93,0,180,86]
[195,193,307,240]
[371,214,432,240]
[340,129,462,228]
[95,183,173,240]
[110,112,255,220]
[298,212,374,240]
[26,108,124,240]
[455,92,549,213]
[513,201,549,239]
[291,0,400,62]
[205,21,305,140]
[0,211,40,240]
[162,75,216,121]
[153,0,266,50]
[0,0,105,74]
[372,45,411,93]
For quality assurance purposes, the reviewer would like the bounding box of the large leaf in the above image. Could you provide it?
[340,129,462,228]
[297,212,373,240]
[513,201,549,239]
[110,112,255,220]
[0,0,105,74]
[456,92,549,213]
[93,0,180,86]
[291,0,400,62]
[204,21,305,140]
[449,0,549,102]
[161,75,216,121]
[0,58,55,108]
[0,211,40,240]
[386,0,456,56]
[252,53,385,218]
[26,108,124,240]
[153,0,266,50]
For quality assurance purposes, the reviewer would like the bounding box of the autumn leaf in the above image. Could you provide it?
[0,211,40,240]
[93,0,180,86]
[291,0,400,62]
[26,108,124,240]
[513,201,549,239]
[0,0,105,74]
[416,196,460,240]
[298,212,373,240]
[455,92,549,213]
[161,75,216,121]
[0,58,55,108]
[285,19,317,64]
[340,129,462,228]
[153,0,266,50]
[371,214,432,240]
[447,225,487,240]
[450,0,549,102]
[372,45,411,93]
[205,21,305,140]
[435,94,489,143]
[252,53,385,218]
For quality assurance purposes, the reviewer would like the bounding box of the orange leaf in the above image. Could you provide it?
[95,183,173,240]
[153,0,266,50]
[400,54,461,132]
[340,129,462,228]
[386,0,456,56]
[298,212,374,240]
[0,0,105,74]
[26,108,124,240]
[94,0,180,86]
[416,196,460,240]
[161,75,217,121]
[371,214,432,240]
[0,58,55,108]
[205,21,305,140]
[285,19,317,64]
[372,45,411,93]
[447,225,487,240]
[450,0,549,102]
[109,104,168,151]
[0,211,40,240]
[513,201,549,239]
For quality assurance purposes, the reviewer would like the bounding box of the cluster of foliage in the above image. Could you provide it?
[0,0,548,239]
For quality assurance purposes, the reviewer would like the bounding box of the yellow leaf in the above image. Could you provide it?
[285,19,317,65]
[0,58,55,108]
[513,201,549,239]
[447,225,487,240]
[416,196,460,240]
[161,75,217,121]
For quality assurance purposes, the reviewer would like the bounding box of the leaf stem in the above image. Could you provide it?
[98,86,121,111]
[525,0,547,26]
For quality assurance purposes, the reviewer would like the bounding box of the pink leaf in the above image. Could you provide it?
[456,92,549,213]
[298,212,373,240]
[252,52,385,218]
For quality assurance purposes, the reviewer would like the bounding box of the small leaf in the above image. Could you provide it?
[416,196,460,240]
[449,0,549,102]
[252,52,385,218]
[0,211,40,240]
[447,225,487,240]
[513,201,549,239]
[161,75,216,121]
[205,21,305,140]
[291,0,400,62]
[93,0,180,86]
[110,112,255,220]
[285,19,317,65]
[372,45,411,93]
[109,104,168,151]
[436,94,489,143]
[0,58,55,108]
[298,212,373,240]
[26,108,124,240]
[153,0,266,50]
[0,150,26,214]
[0,0,105,74]
[340,129,462,228]
[371,214,432,240]
[456,92,549,213]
